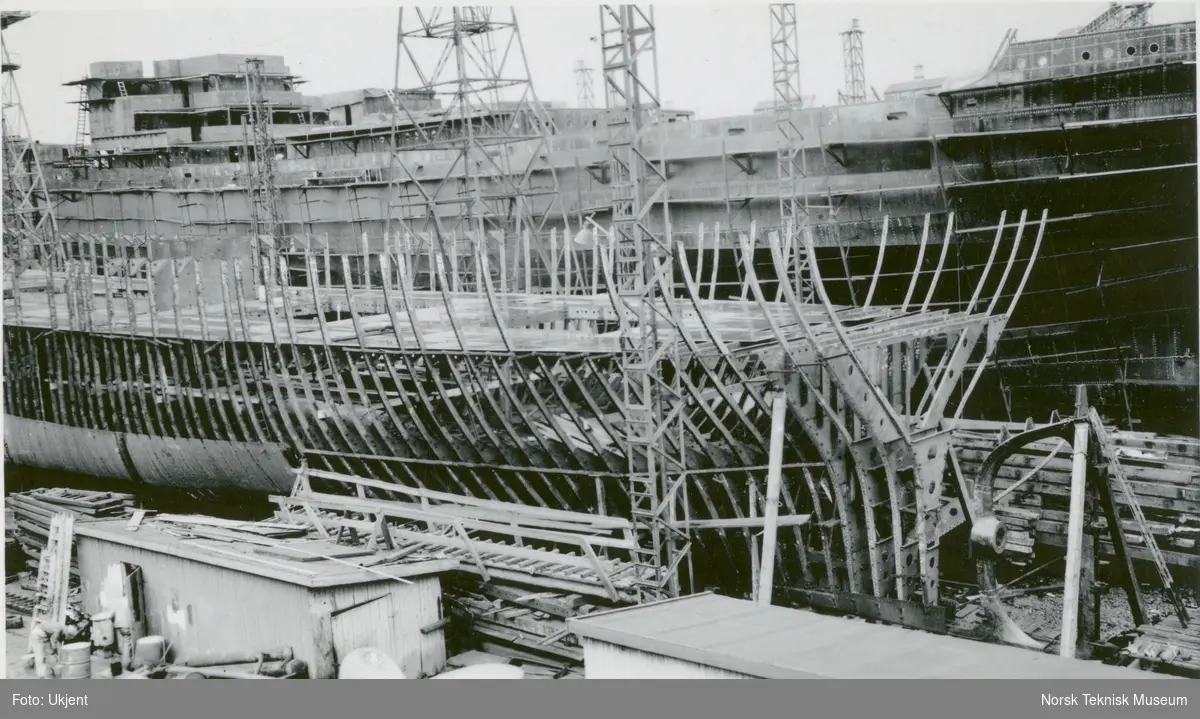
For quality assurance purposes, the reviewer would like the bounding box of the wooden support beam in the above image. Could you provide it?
[757,396,786,607]
[1079,477,1098,659]
[1060,418,1090,659]
[274,492,635,552]
[679,515,811,531]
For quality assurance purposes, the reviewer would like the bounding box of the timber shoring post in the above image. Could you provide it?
[1061,385,1097,659]
[757,396,786,607]
[1060,414,1090,658]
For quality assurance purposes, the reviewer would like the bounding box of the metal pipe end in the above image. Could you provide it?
[970,515,1007,555]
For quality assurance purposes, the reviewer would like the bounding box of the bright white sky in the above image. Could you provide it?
[4,0,1196,143]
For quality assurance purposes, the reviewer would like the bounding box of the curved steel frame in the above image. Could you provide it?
[3,208,1047,607]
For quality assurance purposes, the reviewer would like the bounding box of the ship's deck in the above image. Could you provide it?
[4,281,987,357]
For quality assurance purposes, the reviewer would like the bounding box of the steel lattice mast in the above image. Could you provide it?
[839,18,866,105]
[242,57,284,282]
[3,11,57,266]
[382,6,570,276]
[574,59,595,109]
[600,4,688,602]
[768,3,814,300]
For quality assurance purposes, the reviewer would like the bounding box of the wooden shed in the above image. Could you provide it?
[568,592,1159,679]
[74,518,459,678]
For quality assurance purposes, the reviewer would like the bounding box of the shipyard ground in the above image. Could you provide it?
[8,557,1195,679]
[7,620,33,679]
[6,474,1199,678]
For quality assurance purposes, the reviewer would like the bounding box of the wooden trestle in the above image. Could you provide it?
[3,209,1047,610]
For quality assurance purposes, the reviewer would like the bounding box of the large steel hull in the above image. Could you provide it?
[4,219,1037,600]
[33,52,1198,429]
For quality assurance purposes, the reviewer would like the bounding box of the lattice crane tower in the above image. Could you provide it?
[381,5,570,278]
[575,59,596,109]
[242,57,284,283]
[600,4,689,603]
[839,18,866,105]
[768,3,814,300]
[3,11,58,266]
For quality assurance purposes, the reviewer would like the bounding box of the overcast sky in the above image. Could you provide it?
[3,0,1195,143]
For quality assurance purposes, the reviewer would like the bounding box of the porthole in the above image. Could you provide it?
[1016,58,1027,69]
[1150,43,1160,53]
[1036,56,1048,67]
[1081,51,1091,60]
[1126,45,1137,56]
[1103,47,1115,59]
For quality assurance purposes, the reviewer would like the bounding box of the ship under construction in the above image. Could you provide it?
[3,4,1198,673]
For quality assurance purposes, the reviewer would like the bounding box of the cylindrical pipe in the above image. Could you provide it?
[757,397,787,607]
[1060,420,1090,658]
[969,515,1007,555]
[178,648,294,668]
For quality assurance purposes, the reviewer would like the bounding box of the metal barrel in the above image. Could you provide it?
[133,636,167,669]
[58,642,92,679]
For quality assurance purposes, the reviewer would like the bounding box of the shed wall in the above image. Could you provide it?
[77,535,317,670]
[76,536,447,678]
[318,576,446,678]
[580,639,753,679]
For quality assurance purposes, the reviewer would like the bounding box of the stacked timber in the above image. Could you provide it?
[955,421,1200,569]
[444,578,612,672]
[7,489,138,578]
[1123,614,1200,678]
[149,514,311,542]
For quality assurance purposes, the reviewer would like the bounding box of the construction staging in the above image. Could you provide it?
[3,5,1199,679]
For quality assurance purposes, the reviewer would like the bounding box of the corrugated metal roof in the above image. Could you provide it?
[569,593,1167,679]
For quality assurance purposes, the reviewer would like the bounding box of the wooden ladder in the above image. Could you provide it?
[29,513,75,672]
[73,85,89,156]
[1088,409,1190,627]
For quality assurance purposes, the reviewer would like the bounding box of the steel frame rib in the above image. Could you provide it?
[4,206,1045,608]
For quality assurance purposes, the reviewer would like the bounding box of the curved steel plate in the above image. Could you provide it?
[3,416,131,480]
[124,435,294,493]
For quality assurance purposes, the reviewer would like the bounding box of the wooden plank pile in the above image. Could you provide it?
[955,422,1200,569]
[1122,614,1200,678]
[7,489,138,579]
[444,650,584,678]
[149,514,311,543]
[444,577,614,673]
